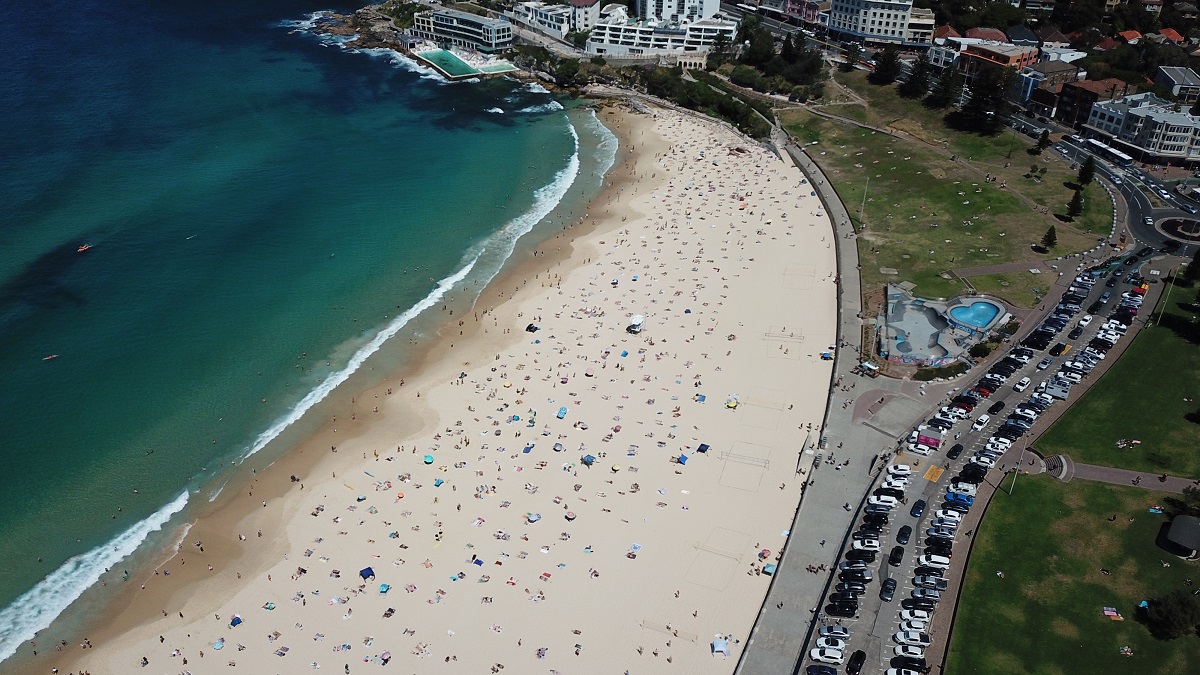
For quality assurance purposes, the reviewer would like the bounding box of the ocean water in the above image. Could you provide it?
[0,0,616,663]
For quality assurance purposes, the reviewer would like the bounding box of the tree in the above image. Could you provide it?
[842,42,863,72]
[1038,129,1052,151]
[1067,189,1084,219]
[708,31,731,68]
[969,343,993,358]
[566,31,589,50]
[1077,155,1096,186]
[947,63,1011,134]
[1185,246,1200,284]
[780,32,799,64]
[926,65,964,109]
[1142,589,1200,640]
[554,58,581,87]
[1041,226,1058,249]
[869,47,903,85]
[899,51,932,99]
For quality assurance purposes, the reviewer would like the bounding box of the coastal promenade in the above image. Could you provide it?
[733,143,951,673]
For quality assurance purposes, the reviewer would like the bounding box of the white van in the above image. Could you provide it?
[917,554,951,570]
[627,315,645,334]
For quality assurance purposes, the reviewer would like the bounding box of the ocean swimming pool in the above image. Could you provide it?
[949,301,1002,328]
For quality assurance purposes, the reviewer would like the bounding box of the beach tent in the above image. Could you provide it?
[582,454,596,466]
[360,567,376,581]
[697,444,710,453]
[229,615,243,628]
[711,639,731,657]
[677,453,689,465]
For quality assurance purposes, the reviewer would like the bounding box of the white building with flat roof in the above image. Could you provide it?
[586,5,735,55]
[412,8,513,53]
[828,0,932,46]
[1088,92,1200,163]
[636,0,719,22]
[509,0,603,40]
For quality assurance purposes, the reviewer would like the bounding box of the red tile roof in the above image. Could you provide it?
[964,27,1007,42]
[1094,36,1120,50]
[1159,27,1184,43]
[934,24,960,39]
[1118,30,1142,42]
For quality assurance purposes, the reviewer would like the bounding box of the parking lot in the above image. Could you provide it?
[800,248,1164,675]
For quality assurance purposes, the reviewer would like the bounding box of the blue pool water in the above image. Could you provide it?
[949,301,1002,328]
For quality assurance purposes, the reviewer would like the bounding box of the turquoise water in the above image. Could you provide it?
[0,1,615,663]
[417,49,481,77]
[949,301,1002,328]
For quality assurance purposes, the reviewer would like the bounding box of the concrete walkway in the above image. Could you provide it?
[1070,463,1197,493]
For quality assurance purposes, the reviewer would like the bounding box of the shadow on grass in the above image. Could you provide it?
[1158,306,1200,346]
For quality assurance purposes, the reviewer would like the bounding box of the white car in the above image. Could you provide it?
[988,436,1014,448]
[816,637,846,651]
[869,495,899,509]
[894,644,925,657]
[900,609,931,622]
[853,539,881,552]
[908,443,934,456]
[900,619,928,632]
[888,464,913,477]
[886,669,921,675]
[934,510,962,521]
[940,406,970,420]
[918,554,950,569]
[1078,314,1093,327]
[1013,376,1031,392]
[819,625,852,640]
[971,455,997,468]
[809,647,845,665]
[949,482,978,496]
[882,478,909,491]
[972,414,990,431]
[894,631,933,647]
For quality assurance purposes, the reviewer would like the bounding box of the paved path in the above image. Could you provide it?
[1070,463,1197,493]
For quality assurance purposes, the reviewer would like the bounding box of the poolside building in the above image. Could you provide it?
[412,8,514,53]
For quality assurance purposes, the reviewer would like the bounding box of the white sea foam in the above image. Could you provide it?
[518,101,566,113]
[524,82,551,94]
[486,107,505,114]
[241,258,478,460]
[588,108,620,178]
[469,119,580,294]
[358,47,446,83]
[279,10,330,31]
[0,491,190,665]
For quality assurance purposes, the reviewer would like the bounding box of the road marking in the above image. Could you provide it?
[923,465,944,482]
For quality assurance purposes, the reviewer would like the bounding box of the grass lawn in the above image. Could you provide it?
[778,107,1098,302]
[1035,294,1200,477]
[968,271,1056,308]
[947,475,1200,675]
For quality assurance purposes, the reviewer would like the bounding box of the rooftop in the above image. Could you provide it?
[1158,66,1200,88]
[964,27,1008,42]
[1028,59,1079,75]
[1158,27,1184,43]
[1167,515,1200,552]
[1069,78,1130,96]
[425,7,512,28]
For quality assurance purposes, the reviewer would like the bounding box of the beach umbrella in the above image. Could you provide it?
[229,615,242,628]
[611,464,622,472]
[423,455,434,464]
[565,511,576,521]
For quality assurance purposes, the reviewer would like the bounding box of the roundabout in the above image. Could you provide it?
[1158,218,1200,243]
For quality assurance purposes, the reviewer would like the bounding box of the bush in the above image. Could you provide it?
[914,362,970,381]
[969,343,993,358]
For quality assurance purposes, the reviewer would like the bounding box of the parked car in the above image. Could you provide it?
[910,499,927,518]
[946,443,964,460]
[880,577,898,602]
[972,414,990,431]
[817,637,847,651]
[893,631,933,647]
[846,649,867,675]
[819,626,852,640]
[809,647,845,665]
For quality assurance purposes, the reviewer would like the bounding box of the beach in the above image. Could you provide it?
[45,103,837,675]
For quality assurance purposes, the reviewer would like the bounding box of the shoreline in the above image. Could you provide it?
[41,100,838,675]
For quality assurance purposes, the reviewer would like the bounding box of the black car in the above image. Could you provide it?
[987,401,1006,415]
[1137,246,1155,258]
[807,665,837,675]
[876,487,906,500]
[893,655,928,671]
[853,528,882,540]
[1068,326,1084,340]
[896,525,913,544]
[827,603,858,618]
[941,501,970,515]
[863,512,889,526]
[845,549,877,563]
[910,499,927,518]
[926,536,954,549]
[879,577,898,602]
[902,598,937,611]
[1087,300,1104,314]
[926,544,953,557]
[945,443,964,460]
[846,649,867,675]
[836,582,866,594]
[1105,278,1118,287]
[914,566,946,578]
[829,591,858,604]
[889,545,906,566]
[840,570,872,583]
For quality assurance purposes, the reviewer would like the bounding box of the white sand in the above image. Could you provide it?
[60,105,837,675]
